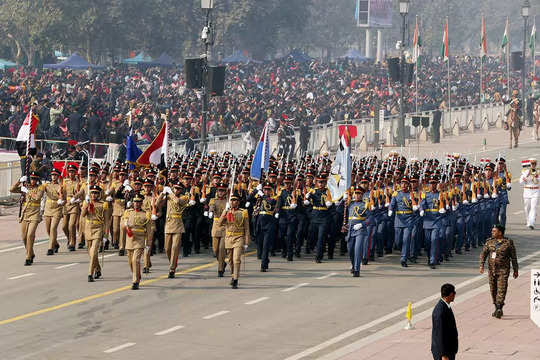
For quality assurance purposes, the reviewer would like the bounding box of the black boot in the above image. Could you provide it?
[132,282,139,290]
[231,279,238,289]
[218,270,224,277]
[94,270,101,279]
[78,241,85,249]
[88,275,94,282]
[494,304,503,319]
[47,249,54,256]
[353,271,360,277]
[143,267,149,274]
[118,249,125,256]
[362,259,368,265]
[492,304,497,317]
[401,261,408,268]
[54,243,60,253]
[104,240,110,250]
[24,259,31,266]
[168,271,175,278]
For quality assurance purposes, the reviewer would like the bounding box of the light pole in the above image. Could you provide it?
[200,0,214,150]
[522,0,531,126]
[398,0,410,146]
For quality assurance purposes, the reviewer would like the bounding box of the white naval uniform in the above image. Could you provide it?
[519,168,539,227]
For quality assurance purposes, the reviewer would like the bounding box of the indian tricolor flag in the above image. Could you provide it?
[481,16,487,60]
[136,120,168,166]
[530,22,536,55]
[501,17,509,56]
[327,125,356,201]
[441,19,449,62]
[413,17,422,68]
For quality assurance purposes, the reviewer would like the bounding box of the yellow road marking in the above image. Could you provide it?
[0,250,257,326]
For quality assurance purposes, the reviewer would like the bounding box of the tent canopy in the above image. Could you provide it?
[222,52,252,64]
[282,49,313,63]
[340,49,369,62]
[43,53,103,70]
[122,52,152,65]
[142,53,175,67]
[0,58,17,70]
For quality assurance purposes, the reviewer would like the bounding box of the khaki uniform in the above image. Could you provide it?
[10,183,44,261]
[123,209,152,283]
[480,237,518,306]
[141,191,157,269]
[81,200,110,276]
[209,197,227,272]
[163,192,190,272]
[110,180,127,249]
[218,208,250,280]
[42,182,64,250]
[62,178,80,247]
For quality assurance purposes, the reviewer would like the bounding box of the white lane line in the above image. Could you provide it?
[513,210,524,215]
[282,283,310,292]
[316,272,338,280]
[203,310,230,320]
[283,249,540,360]
[104,254,116,258]
[0,239,48,253]
[103,342,136,353]
[245,297,270,305]
[54,263,79,269]
[8,273,35,280]
[154,325,184,336]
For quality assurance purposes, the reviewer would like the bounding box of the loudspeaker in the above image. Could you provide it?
[421,116,429,128]
[432,110,441,143]
[208,65,226,96]
[511,51,523,71]
[404,63,415,85]
[388,57,400,82]
[412,116,420,127]
[185,58,204,89]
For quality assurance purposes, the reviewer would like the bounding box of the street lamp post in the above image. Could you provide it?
[200,0,214,150]
[522,0,531,126]
[398,0,409,147]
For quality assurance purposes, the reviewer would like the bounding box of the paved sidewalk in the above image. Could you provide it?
[334,269,539,360]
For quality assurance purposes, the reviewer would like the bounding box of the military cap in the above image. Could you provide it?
[89,168,98,176]
[133,177,143,184]
[230,191,241,200]
[284,175,294,182]
[172,180,184,188]
[262,181,274,189]
[429,175,439,183]
[67,164,77,171]
[132,193,144,202]
[29,171,40,179]
[400,176,410,183]
[89,185,102,193]
[217,182,228,189]
[119,168,128,175]
[143,178,153,185]
[51,168,61,175]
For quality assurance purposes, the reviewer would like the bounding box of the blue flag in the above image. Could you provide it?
[250,122,270,180]
[126,128,142,169]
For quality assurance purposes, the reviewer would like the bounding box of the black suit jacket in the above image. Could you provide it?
[431,299,458,359]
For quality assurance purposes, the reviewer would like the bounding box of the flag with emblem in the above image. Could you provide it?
[413,17,422,68]
[15,110,40,158]
[328,125,356,200]
[136,120,168,166]
[501,17,509,57]
[481,16,487,59]
[441,19,449,62]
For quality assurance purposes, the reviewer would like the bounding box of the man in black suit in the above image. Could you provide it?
[431,283,458,360]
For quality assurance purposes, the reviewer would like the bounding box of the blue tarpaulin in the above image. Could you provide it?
[282,49,312,63]
[222,52,252,64]
[43,53,103,70]
[122,52,152,65]
[142,53,175,67]
[0,58,17,70]
[340,49,370,62]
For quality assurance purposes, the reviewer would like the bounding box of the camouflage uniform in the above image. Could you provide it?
[479,237,518,306]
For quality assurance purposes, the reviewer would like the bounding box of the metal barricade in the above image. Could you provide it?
[0,161,21,199]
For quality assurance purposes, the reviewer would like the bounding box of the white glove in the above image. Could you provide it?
[343,193,348,200]
[145,246,150,251]
[506,183,512,190]
[445,205,449,210]
[385,202,390,207]
[370,205,376,211]
[274,213,279,219]
[439,208,446,214]
[70,197,76,204]
[491,193,498,198]
[225,202,230,211]
[290,203,297,209]
[412,205,419,211]
[245,201,251,208]
[419,210,425,217]
[123,180,130,187]
[200,197,206,203]
[163,186,172,194]
[305,192,310,199]
[256,183,262,191]
[57,199,65,205]
[452,204,458,211]
[353,223,362,230]
[462,199,469,204]
[243,244,249,251]
[203,211,208,217]
[19,176,27,183]
[303,200,310,206]
[124,185,132,192]
[105,190,110,195]
[188,199,196,206]
[483,194,489,199]
[103,237,108,243]
[126,201,132,208]
[20,186,28,193]
[334,200,341,205]
[257,190,264,197]
[85,195,90,203]
[325,201,332,207]
[124,220,129,227]
[106,196,113,202]
[208,211,213,219]
[151,214,158,221]
[388,210,393,216]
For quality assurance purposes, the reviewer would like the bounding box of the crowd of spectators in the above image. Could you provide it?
[0,55,522,151]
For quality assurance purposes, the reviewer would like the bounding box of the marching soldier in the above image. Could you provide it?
[62,164,81,251]
[110,167,130,254]
[256,181,278,271]
[80,185,111,282]
[276,174,299,262]
[345,186,370,277]
[419,175,445,269]
[42,168,65,255]
[494,158,512,227]
[479,224,518,319]
[208,182,228,277]
[218,191,250,289]
[122,193,153,290]
[389,176,418,267]
[141,178,158,273]
[306,173,333,263]
[519,158,538,229]
[10,172,45,265]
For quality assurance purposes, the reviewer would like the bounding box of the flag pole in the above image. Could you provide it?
[507,17,510,99]
[447,18,451,126]
[534,17,537,80]
[415,15,419,114]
